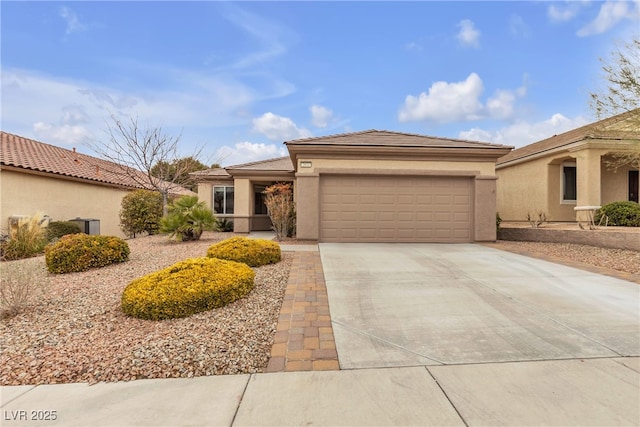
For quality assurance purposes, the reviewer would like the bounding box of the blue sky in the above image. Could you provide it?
[2,1,639,166]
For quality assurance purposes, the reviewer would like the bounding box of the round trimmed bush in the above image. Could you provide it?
[206,236,281,267]
[45,234,130,274]
[595,201,640,227]
[121,257,255,320]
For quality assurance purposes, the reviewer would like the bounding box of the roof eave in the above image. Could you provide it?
[496,136,639,168]
[224,169,296,179]
[287,144,512,165]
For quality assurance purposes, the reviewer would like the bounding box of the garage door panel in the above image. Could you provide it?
[320,175,472,242]
[379,195,396,204]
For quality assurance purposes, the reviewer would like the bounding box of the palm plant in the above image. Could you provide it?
[160,195,216,241]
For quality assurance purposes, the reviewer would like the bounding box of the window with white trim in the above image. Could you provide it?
[562,162,577,202]
[213,186,234,214]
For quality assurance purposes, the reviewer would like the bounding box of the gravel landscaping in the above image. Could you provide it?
[2,234,638,387]
[1,232,292,386]
[490,240,640,275]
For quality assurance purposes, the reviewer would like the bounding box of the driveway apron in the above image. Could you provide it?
[319,243,640,369]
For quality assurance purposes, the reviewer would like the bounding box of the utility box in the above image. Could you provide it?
[69,218,100,235]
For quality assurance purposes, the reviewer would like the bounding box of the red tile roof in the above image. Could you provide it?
[1,131,192,194]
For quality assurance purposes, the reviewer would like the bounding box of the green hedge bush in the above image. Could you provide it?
[45,234,130,274]
[121,257,255,320]
[45,221,82,242]
[595,201,640,227]
[206,236,281,267]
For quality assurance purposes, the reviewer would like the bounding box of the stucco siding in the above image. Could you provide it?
[197,182,213,209]
[1,170,129,237]
[601,161,635,204]
[496,159,549,222]
[296,158,495,176]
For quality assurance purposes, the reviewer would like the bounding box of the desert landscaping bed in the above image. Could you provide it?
[1,232,292,386]
[2,235,638,386]
[488,240,640,275]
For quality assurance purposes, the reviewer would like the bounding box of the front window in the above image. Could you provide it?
[562,163,577,202]
[213,186,234,214]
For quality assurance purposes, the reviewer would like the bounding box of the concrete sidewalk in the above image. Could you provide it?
[2,358,639,426]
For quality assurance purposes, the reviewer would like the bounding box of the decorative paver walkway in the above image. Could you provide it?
[266,250,340,372]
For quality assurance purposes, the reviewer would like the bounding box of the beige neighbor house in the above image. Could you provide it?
[496,110,640,223]
[193,130,513,243]
[0,131,192,238]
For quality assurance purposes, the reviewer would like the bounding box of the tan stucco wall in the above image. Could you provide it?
[497,146,638,222]
[0,170,130,237]
[546,162,576,221]
[496,157,551,222]
[296,158,495,176]
[197,182,213,208]
[601,159,636,204]
[474,177,499,241]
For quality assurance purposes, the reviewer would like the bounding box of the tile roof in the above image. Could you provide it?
[497,109,640,166]
[285,129,512,149]
[189,167,232,178]
[225,156,294,171]
[1,131,192,194]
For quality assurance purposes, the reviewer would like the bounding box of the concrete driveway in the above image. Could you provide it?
[319,243,640,369]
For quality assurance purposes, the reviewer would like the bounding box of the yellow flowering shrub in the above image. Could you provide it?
[121,257,255,320]
[206,236,281,267]
[45,234,130,274]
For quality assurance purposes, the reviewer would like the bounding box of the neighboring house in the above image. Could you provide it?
[496,110,640,223]
[0,131,192,237]
[193,130,512,242]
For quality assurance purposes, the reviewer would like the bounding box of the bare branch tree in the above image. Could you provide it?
[590,38,640,118]
[590,37,640,171]
[93,115,204,215]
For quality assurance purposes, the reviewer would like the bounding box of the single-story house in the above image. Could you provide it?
[193,130,513,243]
[0,131,192,238]
[496,109,640,223]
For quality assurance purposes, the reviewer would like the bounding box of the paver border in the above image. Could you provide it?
[266,251,339,372]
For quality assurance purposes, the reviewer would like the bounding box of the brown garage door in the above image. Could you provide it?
[320,175,472,242]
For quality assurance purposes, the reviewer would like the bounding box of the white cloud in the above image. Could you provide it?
[577,1,635,36]
[405,41,423,52]
[215,141,288,166]
[458,113,590,147]
[1,67,261,149]
[59,6,87,35]
[33,122,94,147]
[548,3,583,22]
[219,3,293,70]
[486,86,527,120]
[252,112,312,141]
[310,105,333,128]
[509,14,531,37]
[456,19,480,48]
[398,73,526,123]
